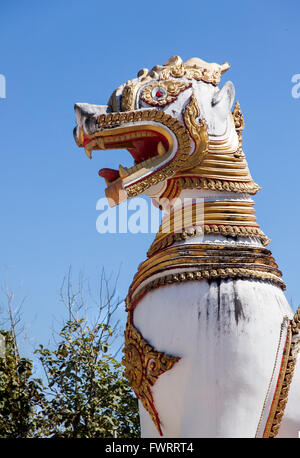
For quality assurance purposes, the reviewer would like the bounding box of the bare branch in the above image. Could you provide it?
[0,281,28,359]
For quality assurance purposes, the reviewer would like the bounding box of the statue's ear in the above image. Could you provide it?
[212,81,235,114]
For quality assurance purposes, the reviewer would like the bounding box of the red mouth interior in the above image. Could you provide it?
[94,134,169,183]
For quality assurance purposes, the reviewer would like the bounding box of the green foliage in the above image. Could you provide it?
[0,331,45,438]
[35,319,140,438]
[0,270,140,438]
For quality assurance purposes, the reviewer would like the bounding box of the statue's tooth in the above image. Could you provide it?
[96,137,105,149]
[157,141,166,156]
[146,158,153,167]
[119,164,129,178]
[85,148,92,159]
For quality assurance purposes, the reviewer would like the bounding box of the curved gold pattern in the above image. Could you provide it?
[232,101,245,131]
[131,244,282,296]
[232,101,244,158]
[262,323,292,438]
[121,79,151,112]
[255,317,291,438]
[126,263,286,313]
[159,178,182,202]
[121,81,136,112]
[183,94,209,168]
[122,317,180,436]
[262,306,300,438]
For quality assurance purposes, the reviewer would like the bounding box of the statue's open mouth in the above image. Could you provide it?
[82,125,171,183]
[73,105,191,205]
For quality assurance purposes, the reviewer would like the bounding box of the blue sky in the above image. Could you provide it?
[0,0,299,358]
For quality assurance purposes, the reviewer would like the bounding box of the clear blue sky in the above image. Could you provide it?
[0,0,299,357]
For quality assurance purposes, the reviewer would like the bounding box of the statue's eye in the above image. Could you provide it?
[152,87,167,101]
[141,81,192,107]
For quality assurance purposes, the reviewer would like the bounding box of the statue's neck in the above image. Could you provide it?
[148,188,269,258]
[128,188,284,302]
[144,106,266,257]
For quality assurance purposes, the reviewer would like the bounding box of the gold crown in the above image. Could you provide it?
[138,55,230,86]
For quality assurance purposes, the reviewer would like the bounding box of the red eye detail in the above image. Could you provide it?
[156,90,163,98]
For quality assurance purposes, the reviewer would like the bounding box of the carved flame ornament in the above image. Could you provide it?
[157,56,230,85]
[122,317,180,436]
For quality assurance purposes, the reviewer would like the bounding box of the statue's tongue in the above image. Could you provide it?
[98,168,119,181]
[97,137,168,183]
